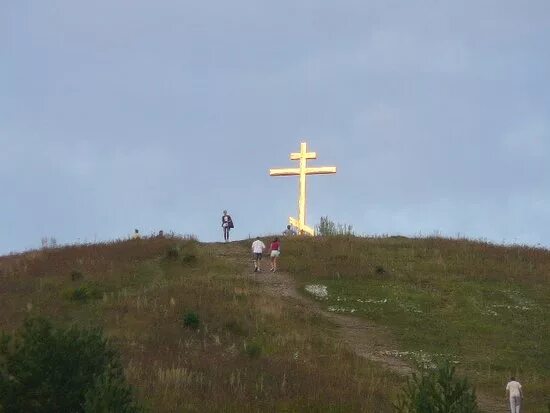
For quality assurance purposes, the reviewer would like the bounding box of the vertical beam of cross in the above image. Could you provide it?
[270,141,337,235]
[298,142,309,231]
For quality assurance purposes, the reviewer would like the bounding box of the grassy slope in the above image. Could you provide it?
[281,235,550,412]
[1,236,548,412]
[0,237,399,412]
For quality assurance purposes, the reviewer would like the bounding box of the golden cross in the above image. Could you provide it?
[270,142,337,235]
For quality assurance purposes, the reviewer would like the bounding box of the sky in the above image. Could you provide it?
[1,1,550,253]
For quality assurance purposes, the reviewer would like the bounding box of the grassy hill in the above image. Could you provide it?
[282,235,550,412]
[0,235,548,412]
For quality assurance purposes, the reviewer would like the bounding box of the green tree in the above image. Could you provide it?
[394,361,480,413]
[0,318,142,413]
[84,367,142,413]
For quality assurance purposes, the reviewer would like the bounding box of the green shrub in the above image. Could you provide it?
[181,253,197,264]
[183,312,199,330]
[71,286,90,301]
[316,216,354,236]
[84,366,142,413]
[0,318,142,413]
[64,284,102,302]
[166,243,198,265]
[245,342,262,358]
[166,245,180,259]
[375,265,386,275]
[394,361,479,413]
[71,270,84,281]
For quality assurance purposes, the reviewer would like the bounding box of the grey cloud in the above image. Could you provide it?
[1,0,549,253]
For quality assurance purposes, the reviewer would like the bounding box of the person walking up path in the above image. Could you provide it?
[506,377,523,413]
[251,237,266,273]
[221,210,234,242]
[270,237,280,272]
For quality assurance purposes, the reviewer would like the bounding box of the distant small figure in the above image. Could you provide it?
[221,210,234,242]
[133,229,141,239]
[251,237,266,273]
[283,224,297,236]
[158,230,164,238]
[506,377,523,413]
[270,237,280,272]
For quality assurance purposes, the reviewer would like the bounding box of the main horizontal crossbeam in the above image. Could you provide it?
[269,166,337,176]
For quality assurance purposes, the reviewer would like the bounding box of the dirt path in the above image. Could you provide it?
[212,242,504,413]
[255,269,505,413]
[254,267,415,375]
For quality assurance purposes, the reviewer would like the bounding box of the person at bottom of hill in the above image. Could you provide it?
[270,237,281,272]
[251,237,266,272]
[506,377,523,413]
[221,210,234,242]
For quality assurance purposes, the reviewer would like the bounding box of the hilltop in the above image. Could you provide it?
[0,235,548,412]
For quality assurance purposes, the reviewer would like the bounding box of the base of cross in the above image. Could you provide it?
[289,217,314,236]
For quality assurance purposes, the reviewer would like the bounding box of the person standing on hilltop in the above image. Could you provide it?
[283,224,296,236]
[251,237,266,272]
[506,377,523,413]
[221,210,234,242]
[270,237,281,272]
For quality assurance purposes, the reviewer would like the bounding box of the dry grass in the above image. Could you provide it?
[0,237,400,412]
[5,235,545,410]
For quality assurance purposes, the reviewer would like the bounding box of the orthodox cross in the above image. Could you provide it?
[270,142,337,235]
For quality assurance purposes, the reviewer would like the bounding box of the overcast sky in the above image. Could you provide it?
[1,1,549,253]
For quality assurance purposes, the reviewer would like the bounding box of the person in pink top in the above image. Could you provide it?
[269,237,280,272]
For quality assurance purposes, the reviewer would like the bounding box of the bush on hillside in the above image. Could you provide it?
[83,367,142,413]
[375,265,386,275]
[183,312,200,330]
[316,216,354,236]
[166,244,181,259]
[244,341,262,358]
[71,270,84,281]
[63,283,102,302]
[165,243,198,265]
[181,253,197,264]
[0,318,142,413]
[394,361,479,413]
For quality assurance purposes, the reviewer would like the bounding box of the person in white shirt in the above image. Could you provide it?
[251,237,266,273]
[505,377,523,413]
